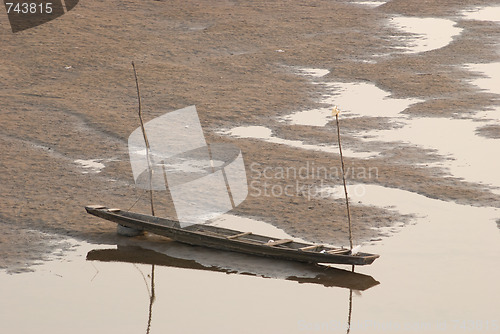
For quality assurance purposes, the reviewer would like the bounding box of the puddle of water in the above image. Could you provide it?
[282,76,422,127]
[323,82,422,118]
[226,125,375,159]
[475,106,500,123]
[283,106,334,127]
[74,159,105,173]
[0,224,77,274]
[462,6,500,23]
[352,1,387,8]
[295,67,330,78]
[227,125,273,139]
[365,117,500,190]
[466,62,500,96]
[462,5,500,110]
[390,17,463,53]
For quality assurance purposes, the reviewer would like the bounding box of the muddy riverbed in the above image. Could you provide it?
[1,1,499,333]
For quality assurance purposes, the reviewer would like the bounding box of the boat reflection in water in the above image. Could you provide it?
[87,241,379,290]
[87,241,378,333]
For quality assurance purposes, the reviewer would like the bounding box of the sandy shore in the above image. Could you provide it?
[1,0,499,272]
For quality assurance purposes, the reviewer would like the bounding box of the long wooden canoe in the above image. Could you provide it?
[85,205,380,266]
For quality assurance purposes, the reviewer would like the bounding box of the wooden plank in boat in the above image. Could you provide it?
[108,208,121,212]
[266,239,293,247]
[87,205,106,210]
[227,231,252,240]
[299,244,322,251]
[326,248,351,255]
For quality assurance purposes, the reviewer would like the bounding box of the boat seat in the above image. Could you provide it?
[299,244,321,251]
[266,239,293,246]
[326,248,351,255]
[87,205,106,209]
[107,208,121,212]
[227,231,252,240]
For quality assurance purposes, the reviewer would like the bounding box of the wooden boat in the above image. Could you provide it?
[85,72,380,267]
[86,205,379,266]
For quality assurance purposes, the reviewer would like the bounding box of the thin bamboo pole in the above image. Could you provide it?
[333,106,353,250]
[132,61,155,216]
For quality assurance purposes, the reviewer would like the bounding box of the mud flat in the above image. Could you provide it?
[1,0,500,272]
[1,1,500,333]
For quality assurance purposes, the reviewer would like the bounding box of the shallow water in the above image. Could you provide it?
[462,6,500,23]
[226,67,422,160]
[276,63,500,192]
[226,125,375,159]
[282,81,422,126]
[389,17,463,54]
[74,159,106,174]
[1,188,499,334]
[466,62,500,96]
[365,117,500,191]
[352,1,387,8]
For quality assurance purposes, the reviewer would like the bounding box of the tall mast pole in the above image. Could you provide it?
[132,62,155,216]
[333,106,353,250]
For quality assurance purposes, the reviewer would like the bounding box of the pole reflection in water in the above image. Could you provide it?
[147,265,155,334]
[132,263,156,334]
[346,265,355,334]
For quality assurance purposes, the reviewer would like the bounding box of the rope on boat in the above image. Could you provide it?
[126,188,147,213]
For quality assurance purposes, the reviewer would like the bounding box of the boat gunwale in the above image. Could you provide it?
[99,207,346,251]
[85,206,380,265]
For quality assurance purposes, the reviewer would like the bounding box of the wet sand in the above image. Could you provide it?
[1,0,500,272]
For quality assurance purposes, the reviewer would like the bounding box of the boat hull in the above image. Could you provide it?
[85,206,379,266]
